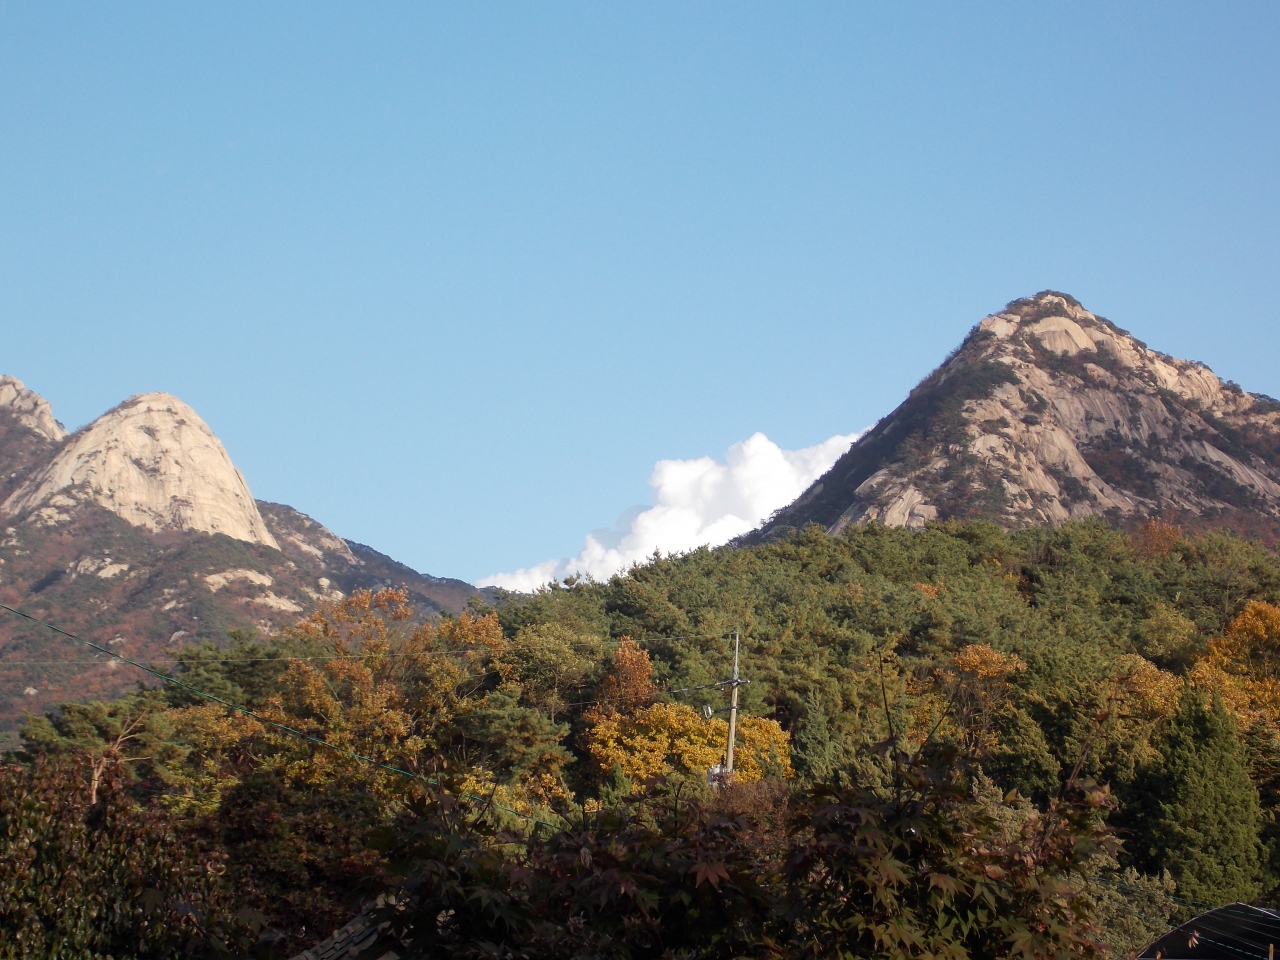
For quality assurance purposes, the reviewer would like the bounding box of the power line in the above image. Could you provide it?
[0,602,556,829]
[628,633,736,644]
[559,680,729,711]
[487,633,732,649]
[1091,875,1218,912]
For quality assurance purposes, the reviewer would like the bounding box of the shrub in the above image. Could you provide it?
[0,755,241,959]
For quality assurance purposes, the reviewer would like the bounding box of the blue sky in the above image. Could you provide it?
[3,3,1279,583]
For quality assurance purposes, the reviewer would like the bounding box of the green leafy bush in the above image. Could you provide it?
[0,755,242,959]
[368,746,1111,960]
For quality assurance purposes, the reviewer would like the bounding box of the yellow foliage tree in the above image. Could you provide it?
[586,701,791,783]
[1213,600,1280,679]
[162,590,576,815]
[910,644,1026,752]
[160,703,264,814]
[1115,655,1184,720]
[1189,600,1280,728]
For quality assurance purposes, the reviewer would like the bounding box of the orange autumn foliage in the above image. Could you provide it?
[162,590,572,811]
[950,643,1026,682]
[1190,600,1280,728]
[1131,519,1183,558]
[1115,655,1184,720]
[911,644,1025,751]
[583,636,654,722]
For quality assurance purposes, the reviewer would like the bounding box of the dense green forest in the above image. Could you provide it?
[6,518,1280,958]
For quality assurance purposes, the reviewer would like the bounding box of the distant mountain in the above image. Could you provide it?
[752,292,1280,543]
[0,379,483,733]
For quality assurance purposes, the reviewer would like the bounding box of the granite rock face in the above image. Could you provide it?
[754,292,1280,540]
[2,392,279,547]
[0,376,66,443]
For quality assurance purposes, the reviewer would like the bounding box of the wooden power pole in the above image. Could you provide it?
[706,631,748,785]
[725,631,741,778]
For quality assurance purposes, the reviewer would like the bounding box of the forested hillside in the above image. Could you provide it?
[5,518,1280,957]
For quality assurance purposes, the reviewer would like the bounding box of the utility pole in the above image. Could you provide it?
[724,630,741,777]
[706,631,748,785]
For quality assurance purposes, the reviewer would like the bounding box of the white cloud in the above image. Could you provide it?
[478,430,862,592]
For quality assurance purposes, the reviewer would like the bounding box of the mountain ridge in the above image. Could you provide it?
[0,380,484,735]
[752,292,1280,543]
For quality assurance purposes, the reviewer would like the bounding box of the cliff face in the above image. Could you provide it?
[755,292,1280,541]
[0,378,68,510]
[0,376,66,443]
[3,393,279,547]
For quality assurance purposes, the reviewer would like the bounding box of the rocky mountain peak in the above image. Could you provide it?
[0,378,488,731]
[0,376,66,442]
[754,292,1280,540]
[1,391,279,547]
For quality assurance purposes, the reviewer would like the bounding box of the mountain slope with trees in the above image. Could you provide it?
[7,518,1280,956]
[0,379,483,736]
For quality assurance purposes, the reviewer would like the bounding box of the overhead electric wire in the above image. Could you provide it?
[628,633,736,644]
[1091,876,1218,912]
[559,680,734,711]
[504,632,731,650]
[0,601,556,828]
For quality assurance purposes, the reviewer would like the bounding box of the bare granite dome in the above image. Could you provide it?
[2,391,279,547]
[0,376,67,442]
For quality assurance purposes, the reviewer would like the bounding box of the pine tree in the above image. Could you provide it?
[1145,691,1262,907]
[793,691,836,781]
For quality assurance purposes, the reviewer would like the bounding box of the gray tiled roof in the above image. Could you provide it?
[288,910,399,960]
